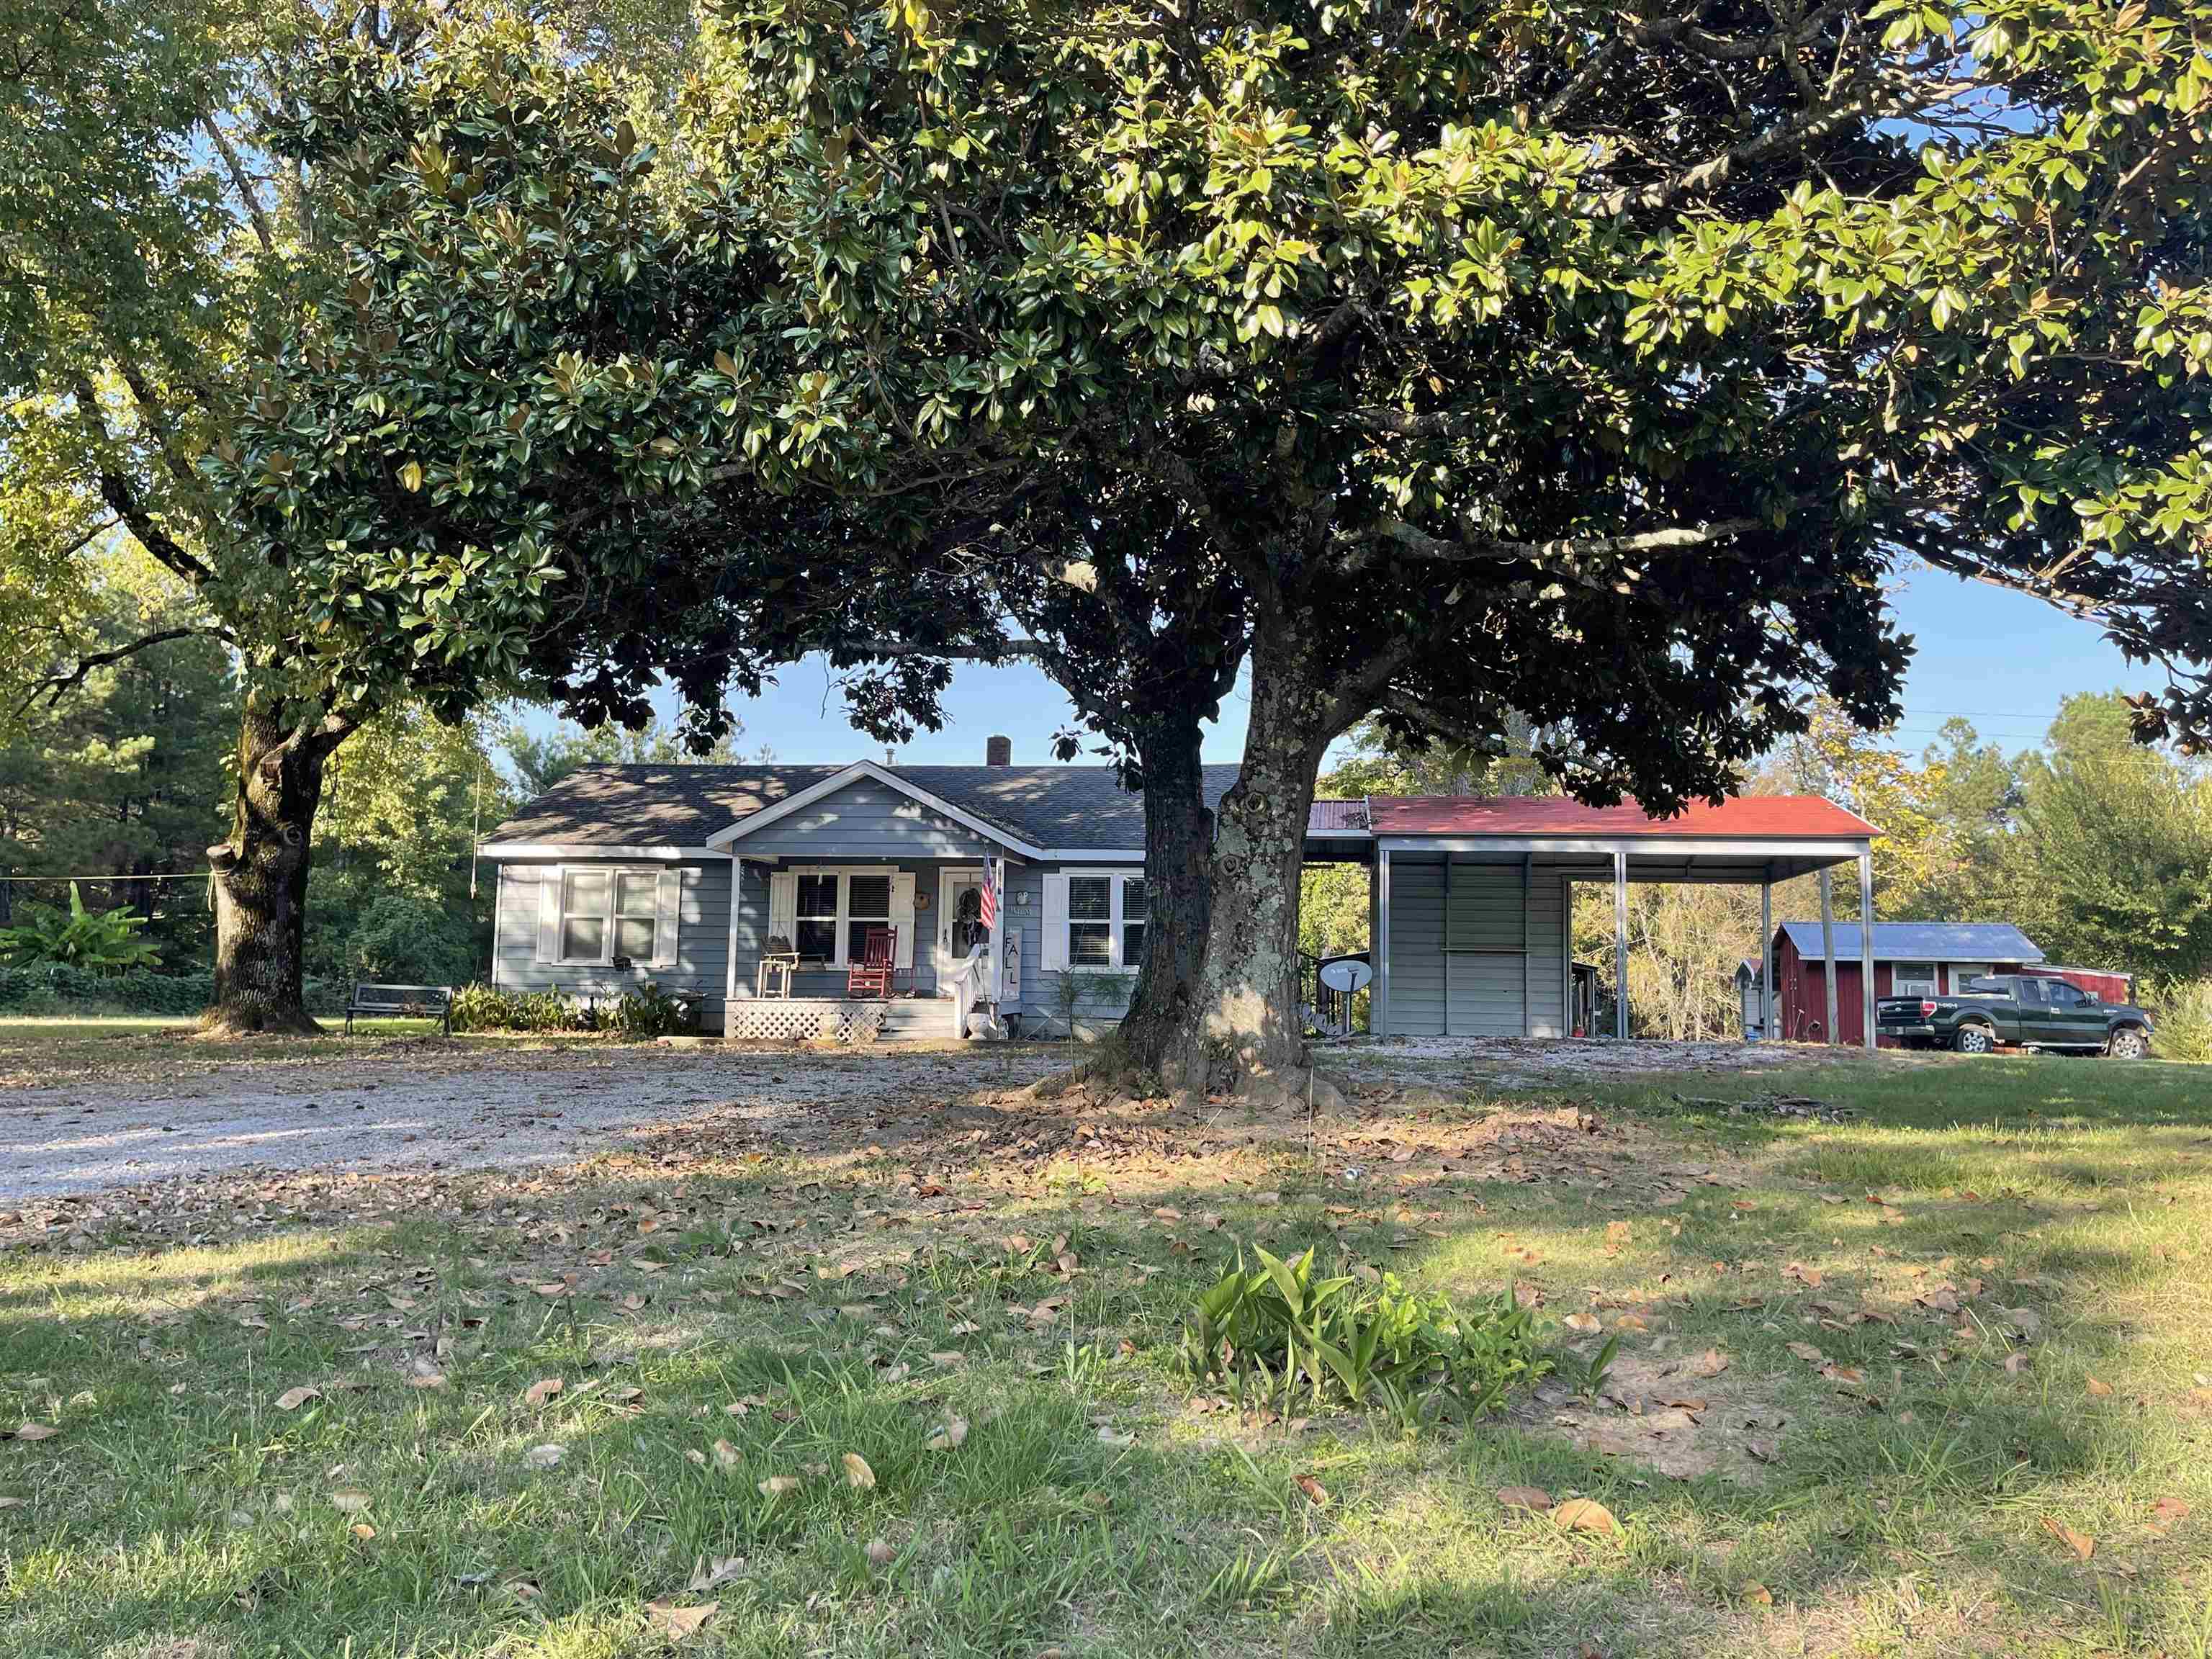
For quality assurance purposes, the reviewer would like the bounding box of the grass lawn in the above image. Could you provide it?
[3,1051,2209,1657]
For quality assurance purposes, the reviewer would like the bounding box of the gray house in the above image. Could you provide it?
[478,745,1880,1044]
[480,749,1229,1039]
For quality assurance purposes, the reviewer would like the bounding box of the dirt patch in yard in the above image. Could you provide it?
[1524,1351,1790,1484]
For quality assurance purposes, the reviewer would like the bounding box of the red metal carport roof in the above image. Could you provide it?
[1367,794,1876,838]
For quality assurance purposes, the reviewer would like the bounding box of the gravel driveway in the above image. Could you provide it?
[0,1044,1063,1199]
[0,1032,1846,1201]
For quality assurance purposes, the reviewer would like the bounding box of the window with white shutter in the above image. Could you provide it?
[1045,870,1146,971]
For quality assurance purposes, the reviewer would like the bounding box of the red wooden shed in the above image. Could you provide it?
[1746,922,2046,1047]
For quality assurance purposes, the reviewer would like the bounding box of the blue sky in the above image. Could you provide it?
[594,564,2157,770]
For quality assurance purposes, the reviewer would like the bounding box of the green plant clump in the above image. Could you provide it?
[2144,978,2212,1064]
[0,884,161,974]
[1179,1245,1550,1423]
[445,981,695,1036]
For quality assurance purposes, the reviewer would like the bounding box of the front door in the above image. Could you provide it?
[936,869,990,992]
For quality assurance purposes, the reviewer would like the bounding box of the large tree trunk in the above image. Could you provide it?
[1115,721,1214,1074]
[204,697,346,1035]
[1161,611,1341,1107]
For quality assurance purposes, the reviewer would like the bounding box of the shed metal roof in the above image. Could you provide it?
[1370,793,1875,839]
[1778,921,2044,963]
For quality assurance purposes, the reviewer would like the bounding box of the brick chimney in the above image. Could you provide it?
[986,734,1012,766]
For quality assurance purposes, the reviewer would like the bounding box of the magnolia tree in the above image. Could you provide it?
[1,1,719,1030]
[251,0,2212,1096]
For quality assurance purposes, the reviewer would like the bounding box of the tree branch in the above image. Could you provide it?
[1601,73,1980,215]
[1346,515,1770,583]
[203,114,277,255]
[19,626,223,714]
[1377,688,1514,757]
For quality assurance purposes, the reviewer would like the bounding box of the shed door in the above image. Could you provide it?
[1447,954,1526,1036]
[1442,861,1527,1037]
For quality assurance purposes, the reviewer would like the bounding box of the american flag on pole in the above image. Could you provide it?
[979,858,999,931]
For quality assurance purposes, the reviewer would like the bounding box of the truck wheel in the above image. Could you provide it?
[1954,1022,1995,1055]
[2108,1026,2151,1060]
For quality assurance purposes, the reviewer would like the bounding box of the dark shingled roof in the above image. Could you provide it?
[485,763,1246,852]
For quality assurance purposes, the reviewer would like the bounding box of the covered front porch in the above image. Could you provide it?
[719,857,1025,1039]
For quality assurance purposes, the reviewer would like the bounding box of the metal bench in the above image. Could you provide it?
[345,982,454,1035]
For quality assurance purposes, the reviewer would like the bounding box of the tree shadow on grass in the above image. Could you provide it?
[6,1048,2208,1658]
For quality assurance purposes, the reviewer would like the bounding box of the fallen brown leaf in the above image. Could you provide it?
[688,1555,746,1591]
[645,1599,719,1640]
[757,1475,801,1496]
[1295,1473,1328,1507]
[1554,1498,1619,1536]
[9,1423,57,1442]
[2041,1515,2096,1560]
[1496,1485,1553,1511]
[1693,1349,1730,1378]
[274,1385,320,1411]
[842,1452,876,1490]
[523,1377,564,1406]
[2086,1376,2114,1398]
[926,1418,968,1451]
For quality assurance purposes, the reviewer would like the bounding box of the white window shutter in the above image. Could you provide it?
[1040,873,1069,971]
[535,867,561,963]
[652,868,681,968]
[890,872,916,968]
[768,871,797,946]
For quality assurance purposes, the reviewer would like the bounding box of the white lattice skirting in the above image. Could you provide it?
[726,1001,891,1043]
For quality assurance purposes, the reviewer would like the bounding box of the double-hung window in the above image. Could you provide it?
[1051,871,1147,971]
[553,867,669,965]
[846,873,893,962]
[782,869,907,968]
[795,873,841,963]
[1120,876,1147,967]
[1068,876,1114,966]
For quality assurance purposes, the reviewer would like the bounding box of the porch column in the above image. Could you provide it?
[1857,850,1877,1051]
[724,853,744,1037]
[1819,868,1839,1046]
[989,858,1005,1005]
[1612,850,1629,1039]
[1759,868,1774,1040]
[1371,847,1391,1035]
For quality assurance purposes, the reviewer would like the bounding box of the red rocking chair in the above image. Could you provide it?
[847,926,897,998]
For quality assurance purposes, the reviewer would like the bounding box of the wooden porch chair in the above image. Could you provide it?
[756,934,800,999]
[847,926,896,999]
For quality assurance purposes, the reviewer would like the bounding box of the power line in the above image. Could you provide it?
[0,871,211,883]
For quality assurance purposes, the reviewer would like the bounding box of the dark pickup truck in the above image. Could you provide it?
[1877,974,2154,1058]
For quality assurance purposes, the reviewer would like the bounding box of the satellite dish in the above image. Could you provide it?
[1319,958,1374,994]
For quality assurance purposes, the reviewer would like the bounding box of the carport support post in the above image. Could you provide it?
[1612,850,1629,1039]
[1858,852,1877,1051]
[1759,872,1774,1040]
[1373,847,1390,1036]
[1819,868,1839,1046]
